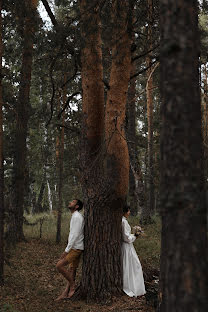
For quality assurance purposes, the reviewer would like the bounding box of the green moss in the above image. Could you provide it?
[0,304,19,312]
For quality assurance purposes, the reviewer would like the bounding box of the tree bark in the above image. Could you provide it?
[105,0,133,199]
[79,0,106,301]
[11,0,38,242]
[79,0,134,301]
[0,0,4,286]
[127,68,137,216]
[34,173,46,213]
[159,1,208,311]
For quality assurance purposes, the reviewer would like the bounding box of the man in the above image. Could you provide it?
[56,199,84,300]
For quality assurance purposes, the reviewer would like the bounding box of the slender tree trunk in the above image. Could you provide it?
[0,0,4,286]
[159,1,208,311]
[35,174,46,213]
[56,78,65,244]
[141,0,154,223]
[11,0,38,242]
[141,63,158,223]
[47,180,53,212]
[202,65,208,179]
[127,63,145,216]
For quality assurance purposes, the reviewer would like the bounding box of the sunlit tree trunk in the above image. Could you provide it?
[159,1,208,310]
[105,0,133,201]
[0,0,4,285]
[10,0,38,242]
[79,0,134,301]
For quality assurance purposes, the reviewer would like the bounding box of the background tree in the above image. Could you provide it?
[7,0,39,242]
[0,0,4,286]
[159,0,208,310]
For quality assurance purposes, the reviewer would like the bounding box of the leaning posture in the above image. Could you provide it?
[121,205,146,297]
[56,199,84,300]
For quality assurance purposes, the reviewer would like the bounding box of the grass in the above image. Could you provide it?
[129,215,161,271]
[0,304,19,312]
[23,212,70,242]
[1,212,158,312]
[23,211,161,272]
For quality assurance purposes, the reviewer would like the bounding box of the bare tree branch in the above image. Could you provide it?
[132,44,159,63]
[41,0,58,27]
[58,91,81,119]
[130,59,158,80]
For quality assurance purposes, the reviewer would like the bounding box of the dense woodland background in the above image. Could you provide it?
[0,0,208,311]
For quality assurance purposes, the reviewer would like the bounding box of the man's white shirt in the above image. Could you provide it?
[65,210,84,253]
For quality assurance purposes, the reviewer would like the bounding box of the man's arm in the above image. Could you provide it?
[65,216,82,253]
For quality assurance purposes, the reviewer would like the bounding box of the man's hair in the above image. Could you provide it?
[123,205,130,214]
[75,199,83,211]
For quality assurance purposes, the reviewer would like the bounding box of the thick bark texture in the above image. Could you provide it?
[79,0,108,301]
[105,0,133,199]
[10,0,38,242]
[159,1,208,311]
[79,0,133,301]
[0,0,4,286]
[80,0,104,160]
[127,65,137,216]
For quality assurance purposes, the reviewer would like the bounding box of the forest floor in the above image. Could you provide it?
[0,239,156,312]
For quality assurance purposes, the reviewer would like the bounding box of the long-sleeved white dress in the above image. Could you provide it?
[121,216,146,297]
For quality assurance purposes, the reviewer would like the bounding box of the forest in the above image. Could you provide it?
[0,0,208,311]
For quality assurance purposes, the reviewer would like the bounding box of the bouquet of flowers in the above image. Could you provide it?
[132,225,145,237]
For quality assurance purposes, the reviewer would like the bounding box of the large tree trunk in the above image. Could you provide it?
[79,0,133,301]
[79,0,105,301]
[0,0,4,286]
[10,0,38,242]
[159,1,208,311]
[105,0,133,200]
[127,71,137,216]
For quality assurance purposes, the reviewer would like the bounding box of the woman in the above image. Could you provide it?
[121,205,146,297]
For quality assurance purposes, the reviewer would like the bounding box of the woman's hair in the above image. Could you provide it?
[123,205,130,214]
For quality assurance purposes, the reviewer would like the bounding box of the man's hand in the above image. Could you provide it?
[59,251,68,260]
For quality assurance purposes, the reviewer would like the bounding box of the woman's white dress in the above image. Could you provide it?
[121,216,146,297]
